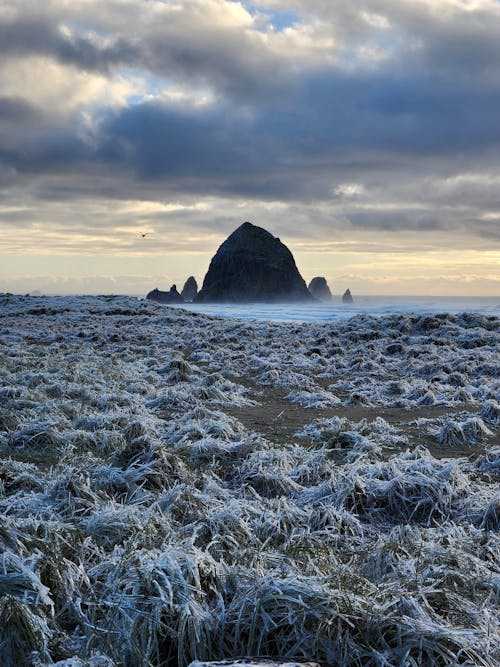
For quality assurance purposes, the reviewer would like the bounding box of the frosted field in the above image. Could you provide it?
[0,294,499,666]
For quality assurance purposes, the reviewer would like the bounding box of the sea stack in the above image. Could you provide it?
[342,288,353,303]
[181,276,198,302]
[308,277,332,302]
[196,222,313,302]
[146,285,183,304]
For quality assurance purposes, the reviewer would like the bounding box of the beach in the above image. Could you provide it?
[0,294,498,666]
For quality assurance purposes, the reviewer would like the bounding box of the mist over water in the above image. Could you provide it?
[167,295,500,323]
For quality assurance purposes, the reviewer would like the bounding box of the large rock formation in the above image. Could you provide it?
[146,285,183,304]
[196,222,313,303]
[308,276,332,302]
[342,288,353,303]
[181,276,198,302]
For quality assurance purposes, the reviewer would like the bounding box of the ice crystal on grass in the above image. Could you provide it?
[433,416,493,447]
[474,447,500,474]
[10,422,66,450]
[285,389,341,408]
[0,595,52,666]
[481,399,500,425]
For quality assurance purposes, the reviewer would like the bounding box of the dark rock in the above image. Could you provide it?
[308,276,332,302]
[342,288,353,304]
[146,285,183,304]
[181,276,198,302]
[196,222,313,303]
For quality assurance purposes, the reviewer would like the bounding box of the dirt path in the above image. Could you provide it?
[226,378,499,459]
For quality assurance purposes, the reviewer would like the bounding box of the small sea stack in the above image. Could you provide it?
[146,285,183,304]
[196,221,313,303]
[181,276,198,302]
[342,288,353,303]
[308,276,332,302]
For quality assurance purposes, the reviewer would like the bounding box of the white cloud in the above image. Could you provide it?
[333,183,365,198]
[0,56,134,116]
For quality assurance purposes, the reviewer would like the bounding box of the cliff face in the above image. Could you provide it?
[308,277,332,302]
[196,222,313,303]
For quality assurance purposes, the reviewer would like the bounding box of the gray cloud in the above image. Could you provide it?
[0,0,499,257]
[0,5,292,101]
[0,15,139,73]
[0,96,42,122]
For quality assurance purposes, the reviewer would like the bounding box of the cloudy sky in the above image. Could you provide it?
[0,0,499,296]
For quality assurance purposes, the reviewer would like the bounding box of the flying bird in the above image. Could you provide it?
[140,232,150,237]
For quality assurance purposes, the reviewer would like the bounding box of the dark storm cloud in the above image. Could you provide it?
[0,96,41,122]
[5,56,500,186]
[0,15,138,73]
[296,70,500,155]
[96,102,300,197]
[0,130,91,175]
[89,61,500,198]
[347,210,450,232]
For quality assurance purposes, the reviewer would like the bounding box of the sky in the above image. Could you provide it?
[0,0,499,296]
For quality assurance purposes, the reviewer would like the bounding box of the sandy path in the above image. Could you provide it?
[225,377,499,459]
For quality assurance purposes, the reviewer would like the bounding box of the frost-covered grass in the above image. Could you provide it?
[0,294,498,666]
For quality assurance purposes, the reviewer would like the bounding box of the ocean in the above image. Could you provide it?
[163,294,500,323]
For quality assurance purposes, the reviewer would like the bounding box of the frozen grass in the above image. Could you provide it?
[432,417,493,447]
[481,400,500,425]
[0,295,498,666]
